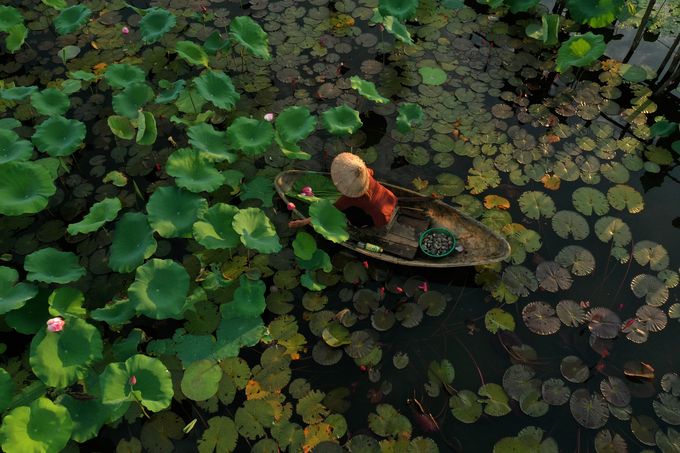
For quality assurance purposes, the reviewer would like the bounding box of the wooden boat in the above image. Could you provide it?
[275,171,511,268]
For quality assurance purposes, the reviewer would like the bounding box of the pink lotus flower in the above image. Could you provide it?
[299,192,314,197]
[122,27,130,34]
[302,186,312,194]
[264,113,274,122]
[129,375,137,386]
[287,202,296,210]
[46,317,65,332]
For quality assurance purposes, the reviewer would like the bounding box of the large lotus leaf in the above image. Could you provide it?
[32,115,86,157]
[478,383,511,416]
[181,359,222,401]
[139,8,177,44]
[54,394,110,443]
[136,110,157,145]
[5,287,51,335]
[241,176,275,207]
[382,14,415,46]
[0,86,38,101]
[129,259,190,319]
[0,368,13,413]
[67,197,121,235]
[30,317,103,388]
[147,186,208,238]
[48,287,85,318]
[309,199,349,244]
[226,117,274,156]
[30,88,69,116]
[107,116,135,140]
[0,6,23,32]
[378,0,418,20]
[293,231,317,260]
[156,78,186,104]
[187,122,236,163]
[25,248,86,284]
[555,32,606,72]
[109,212,157,273]
[104,64,146,90]
[0,129,33,163]
[194,71,240,110]
[112,83,154,119]
[397,103,424,134]
[229,16,271,59]
[567,0,623,27]
[232,207,282,254]
[203,30,231,54]
[100,354,173,412]
[5,23,27,52]
[350,76,389,103]
[0,266,38,315]
[322,105,362,136]
[276,106,317,143]
[0,397,73,453]
[91,298,136,326]
[53,4,91,35]
[214,317,265,358]
[166,148,224,193]
[192,203,240,250]
[275,133,312,161]
[176,40,210,67]
[505,0,541,13]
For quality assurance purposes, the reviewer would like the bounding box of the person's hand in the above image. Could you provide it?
[289,218,311,228]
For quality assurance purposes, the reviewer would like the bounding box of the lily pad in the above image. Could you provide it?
[607,185,644,214]
[556,245,595,276]
[518,191,556,219]
[594,216,631,247]
[556,32,607,72]
[276,106,317,143]
[192,204,240,250]
[0,161,56,215]
[522,301,561,335]
[396,103,423,134]
[139,8,177,44]
[129,259,190,319]
[30,88,70,116]
[633,240,669,271]
[182,359,222,401]
[631,274,668,306]
[166,148,224,193]
[418,67,447,86]
[187,122,236,163]
[350,76,389,103]
[570,388,609,429]
[552,210,589,240]
[104,64,146,90]
[100,354,173,412]
[321,105,362,136]
[478,383,511,416]
[194,71,240,110]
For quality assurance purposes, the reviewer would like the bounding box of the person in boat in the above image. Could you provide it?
[288,152,398,229]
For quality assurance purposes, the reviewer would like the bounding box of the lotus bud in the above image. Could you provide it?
[270,285,279,293]
[129,375,137,386]
[122,27,130,34]
[264,113,274,122]
[46,317,65,332]
[287,202,296,210]
[379,25,384,31]
[302,186,313,194]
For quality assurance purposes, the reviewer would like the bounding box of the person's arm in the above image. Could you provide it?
[289,217,311,228]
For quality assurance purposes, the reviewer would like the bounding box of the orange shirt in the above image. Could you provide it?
[333,169,397,228]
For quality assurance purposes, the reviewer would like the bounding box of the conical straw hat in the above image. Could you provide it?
[331,153,369,198]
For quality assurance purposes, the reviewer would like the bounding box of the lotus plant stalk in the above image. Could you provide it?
[129,376,151,419]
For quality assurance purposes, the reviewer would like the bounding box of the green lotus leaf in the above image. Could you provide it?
[53,4,91,35]
[229,16,271,59]
[6,24,28,53]
[129,259,190,319]
[107,115,135,140]
[450,389,482,423]
[505,0,541,13]
[91,298,136,326]
[274,134,312,160]
[241,176,275,207]
[567,0,623,27]
[176,40,210,67]
[350,76,389,103]
[48,287,85,318]
[276,106,317,143]
[147,186,208,238]
[0,118,21,129]
[136,110,157,145]
[192,203,240,250]
[418,68,447,86]
[322,323,351,347]
[396,103,423,134]
[484,307,515,333]
[156,79,186,104]
[5,287,51,335]
[309,199,349,243]
[100,354,173,412]
[109,212,157,273]
[30,317,103,388]
[42,0,67,9]
[67,197,121,235]
[197,416,238,453]
[478,383,511,416]
[112,83,154,119]
[0,368,13,413]
[619,64,648,82]
[194,70,240,110]
[54,394,111,443]
[166,148,224,193]
[607,184,644,214]
[25,248,85,284]
[0,86,37,100]
[293,231,317,260]
[203,30,231,54]
[286,174,342,205]
[322,105,362,136]
[519,191,556,219]
[69,70,100,82]
[649,120,677,138]
[0,398,72,453]
[32,115,86,157]
[0,266,38,315]
[104,64,146,90]
[232,207,282,254]
[182,359,223,401]
[226,117,275,155]
[0,6,23,33]
[214,317,265,358]
[296,250,332,275]
[301,271,326,291]
[29,87,69,116]
[378,0,418,20]
[188,122,236,162]
[382,15,415,46]
[555,32,606,72]
[139,8,177,44]
[441,0,464,6]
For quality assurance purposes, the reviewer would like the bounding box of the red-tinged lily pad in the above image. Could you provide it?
[522,301,561,335]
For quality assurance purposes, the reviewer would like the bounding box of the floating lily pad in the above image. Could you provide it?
[396,103,423,134]
[485,307,515,333]
[502,265,538,297]
[450,389,482,423]
[631,274,668,306]
[556,300,586,327]
[503,364,539,401]
[588,307,621,339]
[556,32,606,72]
[104,64,146,90]
[633,240,669,271]
[139,8,177,44]
[556,245,595,276]
[631,415,659,446]
[30,88,70,116]
[542,378,571,405]
[194,71,240,110]
[166,148,224,193]
[561,356,589,383]
[182,359,222,401]
[601,376,631,407]
[552,210,589,240]
[519,191,556,219]
[522,301,561,335]
[637,305,667,332]
[536,261,573,292]
[276,106,317,143]
[0,161,56,215]
[478,383,511,416]
[607,185,644,214]
[53,4,91,35]
[570,388,609,429]
[232,207,282,254]
[418,67,447,86]
[0,129,33,163]
[572,187,609,216]
[192,204,240,250]
[100,354,173,412]
[322,105,362,136]
[653,393,680,425]
[67,197,121,235]
[594,216,631,247]
[226,118,275,156]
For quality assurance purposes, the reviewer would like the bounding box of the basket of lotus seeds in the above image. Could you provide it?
[419,228,456,257]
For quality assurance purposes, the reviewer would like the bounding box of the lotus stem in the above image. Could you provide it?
[188,91,199,114]
[130,389,151,419]
[132,180,145,203]
[452,335,484,386]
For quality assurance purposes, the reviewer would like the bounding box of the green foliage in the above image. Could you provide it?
[24,248,86,284]
[350,76,389,103]
[109,212,157,273]
[192,203,241,249]
[0,161,56,215]
[166,148,224,193]
[0,267,37,315]
[67,197,121,235]
[128,259,191,319]
[6,24,28,53]
[112,83,155,119]
[555,32,607,72]
[230,16,271,59]
[567,0,624,27]
[176,41,211,67]
[147,186,209,238]
[194,70,240,110]
[276,106,317,143]
[32,115,86,157]
[105,64,146,90]
[309,199,349,243]
[0,6,23,33]
[232,207,282,253]
[378,0,419,21]
[226,118,275,155]
[53,4,91,35]
[0,398,73,453]
[139,8,177,44]
[397,103,424,134]
[321,105,363,136]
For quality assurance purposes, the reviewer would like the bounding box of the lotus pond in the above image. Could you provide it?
[1,0,680,452]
